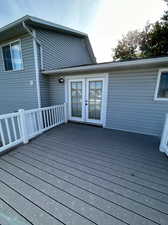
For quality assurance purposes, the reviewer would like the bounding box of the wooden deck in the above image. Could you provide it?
[0,123,168,225]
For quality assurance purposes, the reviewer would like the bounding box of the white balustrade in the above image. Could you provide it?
[0,103,67,153]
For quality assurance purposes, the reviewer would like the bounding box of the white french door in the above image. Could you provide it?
[68,77,106,125]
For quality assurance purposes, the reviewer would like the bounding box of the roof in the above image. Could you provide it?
[43,56,168,75]
[0,15,88,43]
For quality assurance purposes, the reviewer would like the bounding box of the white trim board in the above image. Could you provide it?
[65,73,109,127]
[154,68,168,101]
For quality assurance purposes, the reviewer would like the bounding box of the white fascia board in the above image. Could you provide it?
[43,57,168,75]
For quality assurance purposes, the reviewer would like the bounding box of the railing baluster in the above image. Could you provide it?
[11,117,17,141]
[5,118,12,143]
[43,109,47,129]
[51,108,55,126]
[46,109,49,128]
[0,120,5,146]
[55,107,58,124]
[17,115,22,139]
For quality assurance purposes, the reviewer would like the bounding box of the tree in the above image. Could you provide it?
[113,30,141,61]
[140,19,168,57]
[113,1,168,61]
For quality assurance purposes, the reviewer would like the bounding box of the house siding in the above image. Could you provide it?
[106,68,168,136]
[35,28,93,107]
[48,76,65,105]
[0,35,38,114]
[36,28,93,71]
[46,67,168,136]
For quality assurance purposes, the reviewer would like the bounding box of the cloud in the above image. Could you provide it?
[0,0,166,62]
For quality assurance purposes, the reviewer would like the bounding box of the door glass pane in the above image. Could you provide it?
[71,81,82,117]
[88,80,103,120]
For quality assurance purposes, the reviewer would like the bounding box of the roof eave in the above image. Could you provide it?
[0,15,88,39]
[43,56,168,75]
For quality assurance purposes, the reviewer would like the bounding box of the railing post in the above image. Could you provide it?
[19,109,29,144]
[160,113,168,154]
[64,103,68,123]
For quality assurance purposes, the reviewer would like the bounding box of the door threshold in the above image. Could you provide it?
[68,120,103,128]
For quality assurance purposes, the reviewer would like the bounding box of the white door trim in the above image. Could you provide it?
[65,73,109,127]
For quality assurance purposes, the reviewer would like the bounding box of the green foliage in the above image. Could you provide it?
[113,31,141,61]
[113,2,168,61]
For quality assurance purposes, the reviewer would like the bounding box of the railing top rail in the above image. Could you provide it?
[0,112,19,120]
[24,104,64,114]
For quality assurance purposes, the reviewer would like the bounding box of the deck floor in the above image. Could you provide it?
[0,123,168,225]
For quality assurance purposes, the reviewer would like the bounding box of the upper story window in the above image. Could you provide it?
[155,70,168,100]
[2,40,23,71]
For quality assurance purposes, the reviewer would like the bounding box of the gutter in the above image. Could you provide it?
[22,21,41,108]
[22,21,41,45]
[43,56,168,75]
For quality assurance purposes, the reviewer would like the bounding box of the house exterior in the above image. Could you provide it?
[0,15,95,113]
[0,16,168,137]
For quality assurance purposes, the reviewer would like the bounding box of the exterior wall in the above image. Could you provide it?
[48,76,65,105]
[0,35,38,115]
[106,68,168,136]
[36,28,93,71]
[36,28,93,107]
[47,67,168,136]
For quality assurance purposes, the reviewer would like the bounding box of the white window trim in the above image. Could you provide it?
[154,68,168,101]
[1,39,24,72]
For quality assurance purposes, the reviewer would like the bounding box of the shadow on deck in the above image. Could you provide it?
[0,122,168,225]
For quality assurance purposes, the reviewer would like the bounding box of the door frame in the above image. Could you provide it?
[85,77,105,125]
[65,73,109,127]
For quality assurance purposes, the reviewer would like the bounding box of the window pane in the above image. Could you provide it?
[71,81,82,118]
[88,80,103,120]
[2,45,13,71]
[11,41,23,70]
[158,72,168,98]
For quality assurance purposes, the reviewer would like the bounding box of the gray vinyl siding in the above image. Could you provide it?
[36,44,49,107]
[48,76,65,105]
[106,68,168,136]
[36,28,93,71]
[47,67,168,136]
[0,35,38,115]
[39,74,49,107]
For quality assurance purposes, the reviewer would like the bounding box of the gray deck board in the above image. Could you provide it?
[0,123,168,225]
[28,141,168,186]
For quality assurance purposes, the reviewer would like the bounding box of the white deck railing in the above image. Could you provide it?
[0,104,67,153]
[160,114,168,156]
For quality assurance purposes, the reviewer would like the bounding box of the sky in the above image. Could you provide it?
[0,0,167,62]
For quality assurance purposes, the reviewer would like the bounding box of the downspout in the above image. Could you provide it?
[22,21,42,108]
